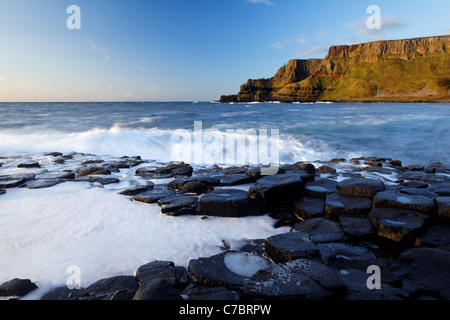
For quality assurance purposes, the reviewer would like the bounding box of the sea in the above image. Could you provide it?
[0,101,449,298]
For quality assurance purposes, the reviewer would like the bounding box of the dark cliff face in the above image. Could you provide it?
[220,35,450,103]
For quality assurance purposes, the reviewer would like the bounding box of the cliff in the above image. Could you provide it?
[220,35,450,103]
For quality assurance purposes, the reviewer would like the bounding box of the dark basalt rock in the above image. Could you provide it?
[78,275,139,300]
[415,224,450,249]
[0,189,5,195]
[0,278,38,298]
[135,261,180,287]
[168,176,221,190]
[294,197,325,220]
[427,183,450,196]
[435,197,450,222]
[119,183,155,196]
[133,188,177,204]
[367,208,430,245]
[304,178,338,199]
[23,179,62,189]
[324,193,373,220]
[81,159,104,165]
[188,251,269,291]
[339,215,375,241]
[44,152,63,157]
[157,195,198,216]
[17,161,41,168]
[197,189,251,217]
[390,248,450,298]
[337,178,385,198]
[294,218,346,243]
[77,166,111,177]
[317,242,377,269]
[248,172,308,213]
[155,162,193,177]
[245,166,285,180]
[40,286,82,300]
[219,174,255,186]
[243,260,341,300]
[96,177,120,185]
[373,189,436,215]
[181,181,208,194]
[0,178,27,188]
[133,279,183,300]
[264,232,319,263]
[36,172,75,180]
[399,187,439,198]
[181,284,239,300]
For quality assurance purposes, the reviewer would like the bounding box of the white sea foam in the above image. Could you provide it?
[0,182,289,298]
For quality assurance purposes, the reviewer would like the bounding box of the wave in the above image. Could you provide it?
[0,124,342,166]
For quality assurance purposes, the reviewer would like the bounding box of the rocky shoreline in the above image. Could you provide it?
[0,152,449,300]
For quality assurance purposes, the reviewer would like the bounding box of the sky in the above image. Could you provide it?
[0,0,449,102]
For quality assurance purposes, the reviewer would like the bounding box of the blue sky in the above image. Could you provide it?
[0,0,449,102]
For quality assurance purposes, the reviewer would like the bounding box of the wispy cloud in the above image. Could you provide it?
[297,46,328,58]
[87,40,106,52]
[246,0,273,5]
[442,28,450,35]
[346,16,408,36]
[271,34,308,50]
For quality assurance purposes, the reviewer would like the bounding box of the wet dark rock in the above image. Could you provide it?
[428,183,450,196]
[81,159,104,165]
[168,176,221,190]
[188,251,269,291]
[40,286,82,300]
[419,174,450,184]
[435,197,450,222]
[181,181,208,194]
[0,278,38,298]
[96,177,120,185]
[133,188,177,204]
[400,181,429,188]
[367,208,430,245]
[78,275,139,300]
[389,159,403,167]
[133,279,183,300]
[373,189,436,215]
[36,172,75,180]
[324,193,373,220]
[181,284,239,300]
[317,242,377,269]
[157,162,193,177]
[317,166,337,175]
[54,159,66,165]
[224,166,249,176]
[0,178,27,188]
[294,197,325,220]
[404,165,424,171]
[197,189,251,217]
[0,189,5,195]
[296,163,316,175]
[245,166,284,180]
[17,161,41,168]
[135,261,180,287]
[339,215,375,241]
[397,171,426,181]
[119,183,155,197]
[77,166,111,177]
[248,172,307,212]
[415,224,450,249]
[337,178,385,199]
[243,260,337,300]
[390,248,450,298]
[304,178,338,199]
[294,218,346,243]
[264,232,319,263]
[44,152,63,157]
[330,158,346,163]
[157,195,198,216]
[219,174,255,186]
[23,179,62,189]
[424,162,449,174]
[399,187,439,198]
